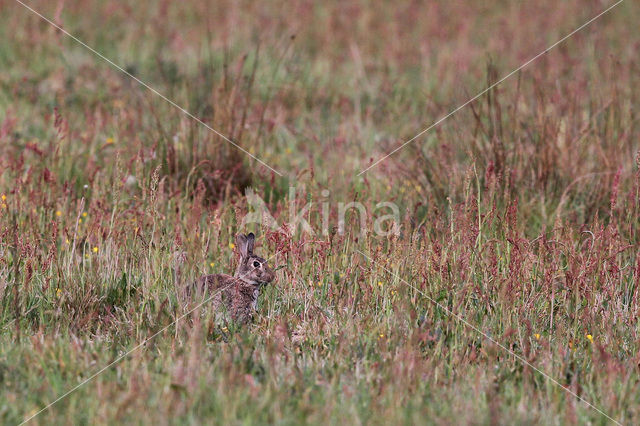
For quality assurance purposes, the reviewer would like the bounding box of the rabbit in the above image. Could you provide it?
[187,232,276,324]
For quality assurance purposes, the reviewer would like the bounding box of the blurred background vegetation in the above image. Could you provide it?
[0,0,638,424]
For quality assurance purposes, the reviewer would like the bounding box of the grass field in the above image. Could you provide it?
[1,0,639,424]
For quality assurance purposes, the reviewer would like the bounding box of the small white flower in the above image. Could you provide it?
[125,175,137,188]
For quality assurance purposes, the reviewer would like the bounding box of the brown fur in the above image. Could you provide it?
[186,233,275,324]
[192,274,263,324]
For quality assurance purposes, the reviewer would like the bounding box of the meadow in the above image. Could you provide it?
[0,0,639,424]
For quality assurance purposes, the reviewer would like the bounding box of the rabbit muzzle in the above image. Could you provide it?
[257,267,276,285]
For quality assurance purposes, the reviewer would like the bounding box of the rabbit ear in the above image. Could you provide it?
[246,233,255,255]
[236,234,249,259]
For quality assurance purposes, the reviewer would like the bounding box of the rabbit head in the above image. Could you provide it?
[235,233,276,286]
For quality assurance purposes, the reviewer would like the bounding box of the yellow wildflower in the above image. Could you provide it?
[82,212,87,218]
[534,333,541,340]
[56,288,62,298]
[56,210,62,217]
[586,334,593,343]
[229,242,235,250]
[92,246,98,253]
[209,262,215,268]
[1,194,6,201]
[106,137,114,144]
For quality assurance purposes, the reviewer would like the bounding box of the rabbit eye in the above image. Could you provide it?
[253,261,261,268]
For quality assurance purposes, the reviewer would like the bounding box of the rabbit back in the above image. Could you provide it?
[189,273,257,323]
